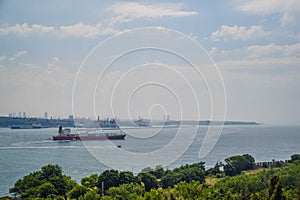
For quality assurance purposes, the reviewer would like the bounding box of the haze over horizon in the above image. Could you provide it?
[0,1,299,125]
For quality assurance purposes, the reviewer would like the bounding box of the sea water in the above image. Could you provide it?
[0,125,299,196]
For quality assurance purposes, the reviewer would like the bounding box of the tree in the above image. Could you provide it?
[106,183,145,200]
[180,167,205,183]
[38,182,57,198]
[138,172,158,191]
[9,164,77,198]
[68,185,88,199]
[98,169,120,192]
[242,154,255,170]
[9,171,42,195]
[268,175,284,200]
[79,190,101,200]
[161,171,181,188]
[119,171,136,185]
[291,154,300,162]
[151,165,165,179]
[41,164,63,181]
[81,174,99,188]
[224,154,255,176]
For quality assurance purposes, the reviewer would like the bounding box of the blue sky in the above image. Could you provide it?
[0,0,299,124]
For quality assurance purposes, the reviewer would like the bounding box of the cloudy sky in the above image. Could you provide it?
[0,0,299,124]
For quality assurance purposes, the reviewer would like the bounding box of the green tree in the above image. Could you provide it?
[174,181,203,199]
[291,154,300,162]
[180,167,205,183]
[81,174,99,188]
[38,182,57,198]
[40,164,63,180]
[79,190,101,200]
[224,154,255,176]
[269,175,284,200]
[243,154,255,170]
[106,183,145,200]
[68,185,88,199]
[138,172,158,191]
[151,165,165,179]
[119,171,136,185]
[161,171,181,188]
[9,164,77,198]
[9,171,41,195]
[98,169,120,192]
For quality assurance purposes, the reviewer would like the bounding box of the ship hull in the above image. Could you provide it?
[52,134,126,141]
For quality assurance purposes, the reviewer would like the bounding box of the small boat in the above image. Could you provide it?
[52,126,126,141]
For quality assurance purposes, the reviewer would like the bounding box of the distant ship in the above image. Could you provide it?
[52,126,126,141]
[98,117,119,128]
[11,123,42,129]
[134,117,150,126]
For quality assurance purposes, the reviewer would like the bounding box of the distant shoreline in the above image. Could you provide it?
[0,116,260,128]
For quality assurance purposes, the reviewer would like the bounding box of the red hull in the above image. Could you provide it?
[53,134,126,141]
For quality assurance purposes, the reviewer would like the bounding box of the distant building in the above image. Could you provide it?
[68,115,74,120]
[23,112,26,118]
[44,112,48,119]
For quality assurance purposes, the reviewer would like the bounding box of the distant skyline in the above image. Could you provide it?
[0,0,300,125]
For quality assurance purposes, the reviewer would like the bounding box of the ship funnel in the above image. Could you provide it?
[58,126,63,134]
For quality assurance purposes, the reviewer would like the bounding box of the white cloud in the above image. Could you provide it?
[20,63,40,69]
[59,23,117,38]
[247,43,300,58]
[0,22,117,38]
[0,23,32,36]
[210,25,268,41]
[236,0,300,25]
[8,50,27,61]
[0,23,54,36]
[109,2,198,25]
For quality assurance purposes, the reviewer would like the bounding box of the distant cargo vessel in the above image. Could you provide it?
[52,126,126,141]
[11,124,42,129]
[134,117,150,126]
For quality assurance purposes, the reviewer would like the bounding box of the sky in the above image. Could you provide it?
[0,0,299,124]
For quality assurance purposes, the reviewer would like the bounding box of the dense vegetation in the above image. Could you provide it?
[9,154,300,200]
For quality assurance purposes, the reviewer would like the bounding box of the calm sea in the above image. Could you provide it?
[0,125,299,196]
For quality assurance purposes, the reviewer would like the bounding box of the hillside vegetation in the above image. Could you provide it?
[9,154,300,200]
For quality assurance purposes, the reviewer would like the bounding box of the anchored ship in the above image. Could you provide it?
[134,117,150,126]
[11,123,42,129]
[52,126,126,141]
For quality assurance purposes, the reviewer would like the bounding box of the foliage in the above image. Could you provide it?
[161,162,205,188]
[105,183,145,200]
[291,154,300,162]
[98,169,120,192]
[268,175,284,200]
[79,190,101,200]
[137,172,158,191]
[9,154,300,200]
[81,174,98,188]
[9,164,77,198]
[38,182,57,198]
[224,154,255,176]
[119,171,137,185]
[68,185,88,199]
